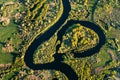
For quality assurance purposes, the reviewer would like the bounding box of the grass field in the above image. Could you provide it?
[0,22,20,64]
[94,46,112,67]
[0,53,14,64]
[0,23,16,41]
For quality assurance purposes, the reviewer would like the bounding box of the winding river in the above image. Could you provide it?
[24,0,106,80]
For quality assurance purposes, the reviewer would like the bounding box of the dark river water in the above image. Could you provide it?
[24,0,106,80]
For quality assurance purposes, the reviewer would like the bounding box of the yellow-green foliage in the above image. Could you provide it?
[20,0,63,47]
[1,2,19,17]
[33,35,57,64]
[21,0,63,57]
[27,0,46,19]
[58,24,99,53]
[64,57,91,80]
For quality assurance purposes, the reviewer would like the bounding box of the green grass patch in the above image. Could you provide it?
[0,22,21,63]
[0,22,17,53]
[94,47,112,67]
[0,22,21,46]
[3,71,18,80]
[0,53,14,64]
[0,22,17,41]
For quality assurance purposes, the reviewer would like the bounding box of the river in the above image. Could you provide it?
[24,0,106,80]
